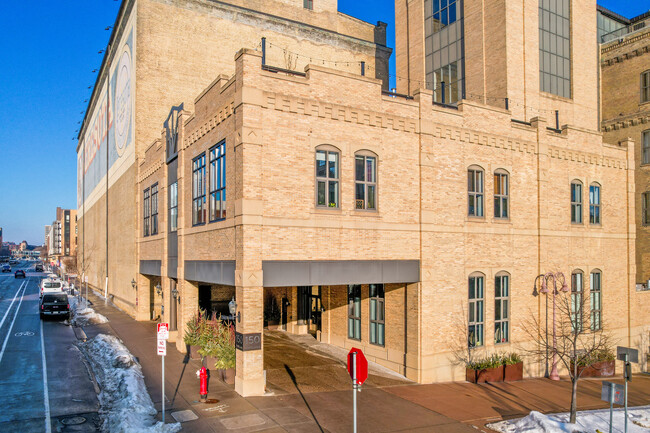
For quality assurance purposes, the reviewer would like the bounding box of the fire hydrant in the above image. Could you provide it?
[199,366,208,402]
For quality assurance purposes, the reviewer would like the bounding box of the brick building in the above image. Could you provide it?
[79,0,650,397]
[48,208,77,264]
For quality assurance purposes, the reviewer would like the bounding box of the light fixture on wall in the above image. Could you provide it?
[171,285,179,303]
[131,278,137,290]
[155,283,162,297]
[228,298,240,323]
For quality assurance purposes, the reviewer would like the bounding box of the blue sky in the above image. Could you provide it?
[0,0,648,245]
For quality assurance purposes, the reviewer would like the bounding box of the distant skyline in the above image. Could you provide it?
[0,0,648,245]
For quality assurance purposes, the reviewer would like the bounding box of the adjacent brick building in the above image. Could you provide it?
[79,0,650,397]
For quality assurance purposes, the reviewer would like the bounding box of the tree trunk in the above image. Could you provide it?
[570,378,578,424]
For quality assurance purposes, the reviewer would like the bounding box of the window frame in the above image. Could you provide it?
[303,0,313,10]
[571,270,584,333]
[644,192,650,226]
[468,166,484,218]
[571,180,583,224]
[151,183,159,235]
[315,146,340,209]
[643,130,650,165]
[589,183,601,226]
[192,153,207,226]
[468,273,485,347]
[369,284,385,346]
[494,170,509,219]
[347,284,361,341]
[169,181,178,233]
[209,141,227,222]
[354,151,378,211]
[494,272,510,344]
[590,270,602,331]
[143,187,150,237]
[642,70,650,104]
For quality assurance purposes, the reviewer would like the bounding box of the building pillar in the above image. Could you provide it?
[234,271,264,396]
[135,273,151,321]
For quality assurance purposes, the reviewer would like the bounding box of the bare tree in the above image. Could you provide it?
[449,301,479,368]
[523,274,612,424]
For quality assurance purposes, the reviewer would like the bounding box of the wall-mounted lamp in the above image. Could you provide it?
[155,283,162,297]
[131,278,137,290]
[171,285,179,303]
[228,297,240,323]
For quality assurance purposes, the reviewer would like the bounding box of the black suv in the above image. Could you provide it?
[40,293,70,320]
[14,270,25,279]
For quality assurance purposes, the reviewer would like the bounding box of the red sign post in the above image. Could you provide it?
[347,347,368,385]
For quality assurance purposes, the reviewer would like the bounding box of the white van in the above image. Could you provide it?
[40,279,64,298]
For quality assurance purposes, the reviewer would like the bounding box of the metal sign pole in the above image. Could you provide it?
[609,384,614,433]
[624,353,628,433]
[162,353,165,424]
[352,351,357,433]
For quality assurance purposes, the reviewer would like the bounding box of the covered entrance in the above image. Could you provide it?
[298,286,322,338]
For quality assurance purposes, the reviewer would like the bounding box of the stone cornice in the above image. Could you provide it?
[182,101,235,149]
[602,111,650,132]
[601,31,650,66]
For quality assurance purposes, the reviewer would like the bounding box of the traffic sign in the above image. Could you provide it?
[347,348,368,385]
[157,339,166,356]
[157,323,169,340]
[601,381,624,405]
[617,346,639,364]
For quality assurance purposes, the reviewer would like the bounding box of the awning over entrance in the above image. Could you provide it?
[139,260,161,276]
[262,260,420,286]
[184,260,236,285]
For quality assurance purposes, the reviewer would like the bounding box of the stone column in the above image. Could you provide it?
[234,270,264,396]
[135,273,152,321]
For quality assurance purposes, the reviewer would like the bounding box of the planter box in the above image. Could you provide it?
[202,356,217,369]
[217,368,235,385]
[575,360,615,378]
[504,362,523,381]
[189,345,201,361]
[466,365,504,383]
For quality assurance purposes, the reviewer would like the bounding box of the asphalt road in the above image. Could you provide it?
[0,261,100,432]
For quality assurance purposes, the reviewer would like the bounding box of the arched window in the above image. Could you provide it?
[590,270,602,331]
[494,169,509,219]
[468,272,485,347]
[571,269,584,333]
[315,146,339,208]
[589,183,601,225]
[495,272,510,344]
[468,166,484,217]
[571,180,583,224]
[355,151,377,210]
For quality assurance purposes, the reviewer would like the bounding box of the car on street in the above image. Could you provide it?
[9,260,17,265]
[1,265,10,273]
[40,279,64,298]
[40,293,70,320]
[34,264,44,272]
[14,270,25,279]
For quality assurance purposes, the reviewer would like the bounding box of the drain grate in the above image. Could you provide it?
[61,416,87,425]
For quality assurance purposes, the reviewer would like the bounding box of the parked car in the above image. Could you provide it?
[40,293,70,320]
[9,260,17,265]
[40,279,64,298]
[14,270,25,279]
[1,265,10,273]
[34,264,44,272]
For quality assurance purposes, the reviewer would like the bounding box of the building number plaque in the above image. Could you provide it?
[235,332,261,351]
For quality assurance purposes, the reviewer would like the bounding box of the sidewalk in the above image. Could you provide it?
[77,288,650,432]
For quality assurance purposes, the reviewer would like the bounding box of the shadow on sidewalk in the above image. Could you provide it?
[284,364,325,432]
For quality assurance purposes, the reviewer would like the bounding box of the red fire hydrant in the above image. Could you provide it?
[199,366,208,402]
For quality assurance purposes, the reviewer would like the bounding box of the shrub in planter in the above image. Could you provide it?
[214,324,236,384]
[503,352,524,382]
[198,319,220,364]
[183,310,206,360]
[466,354,505,383]
[573,349,615,378]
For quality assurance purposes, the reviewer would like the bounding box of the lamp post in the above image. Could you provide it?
[533,272,569,381]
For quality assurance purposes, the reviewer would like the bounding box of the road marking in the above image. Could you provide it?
[41,318,51,433]
[0,280,26,332]
[0,281,27,365]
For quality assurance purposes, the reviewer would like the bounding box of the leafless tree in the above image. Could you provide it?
[522,280,612,424]
[449,301,479,368]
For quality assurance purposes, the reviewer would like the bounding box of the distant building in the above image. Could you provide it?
[47,208,78,264]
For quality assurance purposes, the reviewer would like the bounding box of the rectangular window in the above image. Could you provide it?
[589,184,600,225]
[169,182,178,232]
[151,183,158,235]
[355,155,377,210]
[642,71,650,104]
[192,154,206,225]
[539,0,571,98]
[303,0,313,10]
[347,285,361,340]
[494,274,509,344]
[468,275,484,347]
[571,271,583,333]
[644,192,650,226]
[209,142,227,222]
[571,182,582,224]
[643,131,650,165]
[143,188,150,237]
[316,149,339,208]
[468,168,484,217]
[590,271,602,331]
[494,171,509,219]
[369,284,385,346]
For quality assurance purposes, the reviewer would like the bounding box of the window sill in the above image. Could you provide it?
[192,222,206,227]
[313,207,342,215]
[492,217,511,223]
[351,209,380,217]
[209,218,226,224]
[466,216,486,222]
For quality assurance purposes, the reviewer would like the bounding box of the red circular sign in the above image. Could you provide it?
[347,347,368,385]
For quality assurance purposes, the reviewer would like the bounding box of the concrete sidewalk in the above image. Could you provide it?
[77,288,650,432]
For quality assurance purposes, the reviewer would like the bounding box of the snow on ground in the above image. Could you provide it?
[77,334,181,433]
[69,295,109,325]
[488,407,650,433]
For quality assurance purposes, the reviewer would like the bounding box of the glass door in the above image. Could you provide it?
[308,286,322,335]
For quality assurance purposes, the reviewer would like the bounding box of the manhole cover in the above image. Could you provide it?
[61,416,87,425]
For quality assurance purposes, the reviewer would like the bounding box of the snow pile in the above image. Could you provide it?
[69,296,109,325]
[77,334,181,433]
[488,407,650,433]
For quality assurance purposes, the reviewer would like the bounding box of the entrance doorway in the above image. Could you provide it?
[298,286,322,337]
[198,284,212,319]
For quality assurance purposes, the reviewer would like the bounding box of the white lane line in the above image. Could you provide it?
[0,280,26,332]
[0,281,27,365]
[41,318,51,433]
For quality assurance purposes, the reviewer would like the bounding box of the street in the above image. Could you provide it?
[0,261,99,432]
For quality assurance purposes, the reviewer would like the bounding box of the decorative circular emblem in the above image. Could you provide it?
[114,48,132,157]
